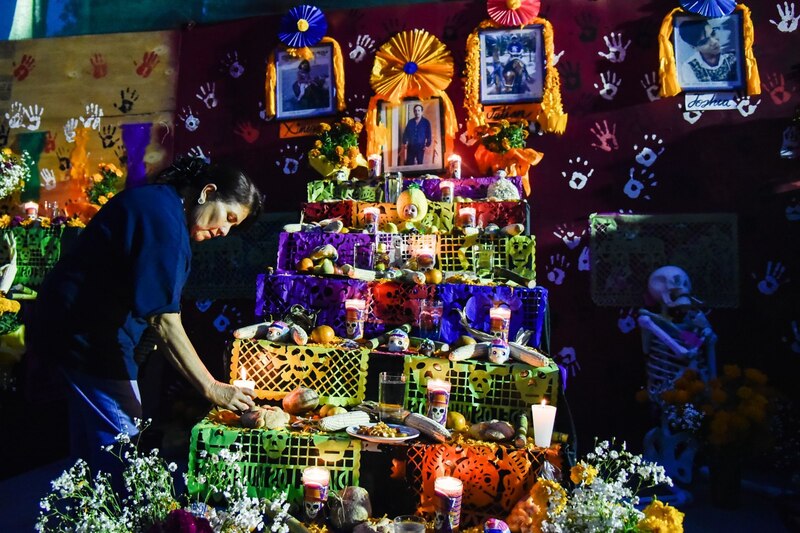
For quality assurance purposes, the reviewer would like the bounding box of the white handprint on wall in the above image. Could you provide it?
[561,157,594,190]
[594,71,621,101]
[735,96,761,118]
[555,346,581,377]
[597,32,631,63]
[187,146,211,164]
[40,168,57,190]
[196,82,218,109]
[578,246,590,272]
[752,261,790,295]
[677,103,703,125]
[63,118,79,143]
[348,35,376,63]
[552,224,585,250]
[640,72,660,102]
[23,105,44,131]
[178,107,200,132]
[617,308,637,334]
[770,2,799,32]
[5,102,24,129]
[80,103,103,130]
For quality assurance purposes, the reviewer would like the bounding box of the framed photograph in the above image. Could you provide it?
[673,12,744,92]
[275,43,336,120]
[478,25,544,105]
[379,97,446,175]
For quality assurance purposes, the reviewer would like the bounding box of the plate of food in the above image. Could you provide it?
[346,422,420,444]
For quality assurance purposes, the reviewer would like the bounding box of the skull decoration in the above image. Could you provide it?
[418,338,435,356]
[333,169,348,182]
[264,430,291,460]
[266,321,291,341]
[647,266,692,311]
[489,338,510,364]
[304,500,322,519]
[387,328,410,352]
[434,511,446,531]
[426,389,450,425]
[345,320,363,339]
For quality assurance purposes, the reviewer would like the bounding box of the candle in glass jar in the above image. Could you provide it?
[434,476,463,533]
[233,368,255,393]
[425,379,451,425]
[489,307,511,341]
[302,466,330,521]
[531,400,557,448]
[344,299,367,340]
[439,180,454,203]
[363,206,380,234]
[447,155,461,179]
[368,154,382,179]
[458,207,476,229]
[415,247,436,270]
[23,201,39,220]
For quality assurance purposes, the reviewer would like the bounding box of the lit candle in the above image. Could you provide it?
[302,466,330,521]
[489,307,511,341]
[368,154,382,179]
[447,154,461,179]
[23,201,39,220]
[458,207,476,229]
[363,206,380,235]
[439,180,454,203]
[425,379,451,425]
[434,476,463,533]
[531,400,557,448]
[416,247,436,270]
[232,368,255,393]
[344,299,367,340]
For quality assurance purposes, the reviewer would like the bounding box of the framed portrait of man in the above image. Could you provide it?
[275,43,336,120]
[673,13,744,92]
[379,97,445,175]
[478,25,544,105]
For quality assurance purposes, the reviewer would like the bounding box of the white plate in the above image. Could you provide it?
[346,423,420,444]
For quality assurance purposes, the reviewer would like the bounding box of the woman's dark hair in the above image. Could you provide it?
[154,156,263,228]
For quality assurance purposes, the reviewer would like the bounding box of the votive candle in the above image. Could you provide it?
[447,154,461,179]
[368,154,382,178]
[458,207,476,229]
[531,400,557,448]
[439,180,454,203]
[489,307,511,341]
[302,466,330,521]
[434,476,463,533]
[232,368,255,393]
[344,299,367,340]
[363,206,380,234]
[425,379,451,426]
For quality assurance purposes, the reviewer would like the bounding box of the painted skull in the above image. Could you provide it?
[387,329,410,352]
[266,321,290,341]
[418,338,435,356]
[428,404,448,425]
[434,511,446,530]
[304,500,322,519]
[648,266,692,310]
[489,338,510,364]
[333,169,348,182]
[346,320,363,338]
[264,431,291,460]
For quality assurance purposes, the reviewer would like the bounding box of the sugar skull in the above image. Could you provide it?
[426,389,450,425]
[434,511,446,531]
[266,321,290,341]
[304,500,322,519]
[418,338,435,356]
[489,338,510,364]
[345,319,364,339]
[387,328,410,352]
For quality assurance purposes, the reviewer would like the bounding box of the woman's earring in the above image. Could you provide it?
[197,197,206,205]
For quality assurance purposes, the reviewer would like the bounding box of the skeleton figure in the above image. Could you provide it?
[638,265,717,400]
[387,328,410,352]
[489,338,510,364]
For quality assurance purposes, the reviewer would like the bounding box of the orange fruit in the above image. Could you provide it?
[311,325,335,344]
[425,268,443,285]
[446,411,468,431]
[297,257,314,272]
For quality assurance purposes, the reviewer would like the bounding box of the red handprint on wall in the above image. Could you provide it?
[44,131,57,153]
[90,54,108,79]
[12,54,36,81]
[234,121,260,144]
[135,51,160,78]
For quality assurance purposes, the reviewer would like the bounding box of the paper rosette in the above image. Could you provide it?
[365,29,458,159]
[278,4,327,49]
[487,0,541,27]
[464,19,567,136]
[658,4,760,98]
[473,144,543,196]
[679,0,736,18]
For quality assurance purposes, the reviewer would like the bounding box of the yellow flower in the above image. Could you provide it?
[335,146,344,156]
[348,146,359,158]
[353,122,363,134]
[744,368,768,385]
[639,499,685,532]
[736,386,753,400]
[570,463,598,485]
[342,117,354,127]
[93,173,104,183]
[314,140,323,148]
[531,479,567,516]
[40,217,51,228]
[107,192,114,199]
[98,196,108,205]
[309,149,321,158]
[20,218,33,227]
[1,148,11,156]
[723,365,741,379]
[0,297,21,314]
[319,123,331,132]
[67,218,86,228]
[0,215,10,228]
[499,119,510,129]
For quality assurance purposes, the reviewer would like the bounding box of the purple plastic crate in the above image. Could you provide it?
[406,176,523,201]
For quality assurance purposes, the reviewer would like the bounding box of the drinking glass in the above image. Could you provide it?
[418,300,444,340]
[394,515,427,533]
[378,372,406,421]
[474,244,494,278]
[354,241,375,270]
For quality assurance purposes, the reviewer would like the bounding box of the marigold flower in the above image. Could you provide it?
[710,389,727,405]
[723,364,741,379]
[314,140,323,148]
[744,368,768,385]
[335,146,344,156]
[639,499,685,532]
[570,463,598,485]
[319,123,331,132]
[98,196,108,205]
[93,173,104,183]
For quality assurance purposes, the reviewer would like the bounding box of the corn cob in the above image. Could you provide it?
[448,342,490,361]
[233,321,272,339]
[319,410,371,432]
[455,309,552,367]
[402,412,451,443]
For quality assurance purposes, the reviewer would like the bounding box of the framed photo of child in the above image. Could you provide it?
[275,43,336,120]
[378,97,446,175]
[478,25,545,105]
[673,12,744,92]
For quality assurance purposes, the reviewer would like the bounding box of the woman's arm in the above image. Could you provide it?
[148,312,255,411]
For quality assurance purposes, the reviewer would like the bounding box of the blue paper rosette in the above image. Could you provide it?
[278,4,328,48]
[679,0,736,18]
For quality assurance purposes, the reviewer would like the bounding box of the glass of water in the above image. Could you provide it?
[378,372,406,421]
[394,515,427,533]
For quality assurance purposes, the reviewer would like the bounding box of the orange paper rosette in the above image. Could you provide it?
[474,143,543,196]
[365,29,457,159]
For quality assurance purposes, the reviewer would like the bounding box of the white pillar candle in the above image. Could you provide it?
[434,476,463,533]
[233,368,255,393]
[302,466,330,522]
[344,299,367,340]
[368,154,382,179]
[439,180,454,203]
[489,307,511,341]
[447,154,461,179]
[531,400,557,448]
[425,379,451,426]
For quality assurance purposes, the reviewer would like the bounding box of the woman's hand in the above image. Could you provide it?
[206,380,255,411]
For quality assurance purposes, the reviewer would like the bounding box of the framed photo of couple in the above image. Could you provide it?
[378,97,446,175]
[275,43,336,120]
[672,12,745,92]
[478,25,545,105]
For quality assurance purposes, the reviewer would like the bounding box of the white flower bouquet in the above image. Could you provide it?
[0,148,30,200]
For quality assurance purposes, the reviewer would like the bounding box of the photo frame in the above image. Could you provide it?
[379,97,446,175]
[673,12,744,92]
[275,43,336,120]
[478,25,544,105]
